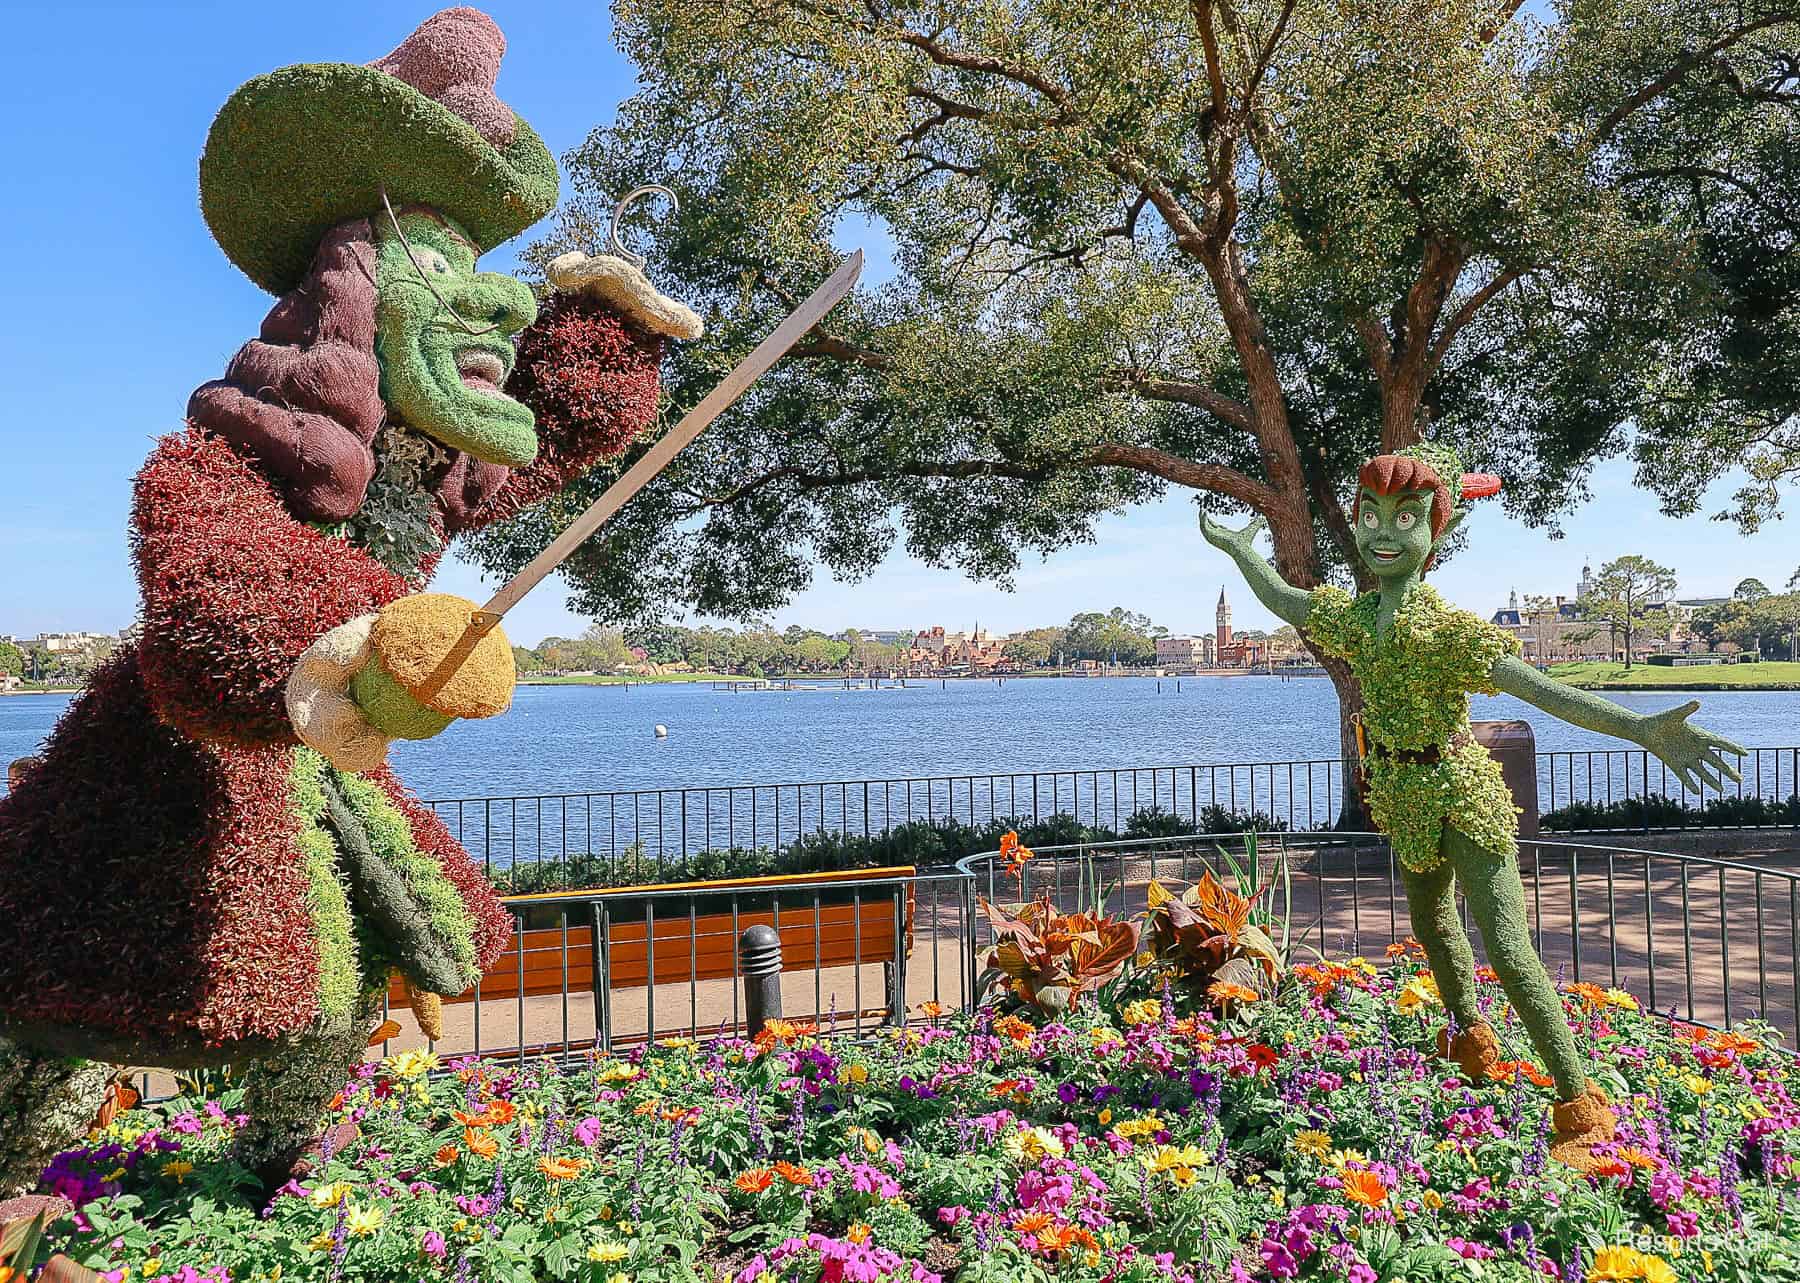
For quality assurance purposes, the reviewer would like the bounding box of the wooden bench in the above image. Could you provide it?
[387,866,917,1041]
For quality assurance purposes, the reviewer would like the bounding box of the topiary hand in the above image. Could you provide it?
[1200,512,1267,561]
[1637,700,1746,794]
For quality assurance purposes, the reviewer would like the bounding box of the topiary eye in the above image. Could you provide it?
[1360,510,1378,530]
[1395,511,1416,530]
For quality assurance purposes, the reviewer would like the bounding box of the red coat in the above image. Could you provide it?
[0,297,662,1066]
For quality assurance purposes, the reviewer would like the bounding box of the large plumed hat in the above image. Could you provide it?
[200,7,558,295]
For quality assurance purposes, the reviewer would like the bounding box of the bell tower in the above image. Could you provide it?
[1216,588,1232,656]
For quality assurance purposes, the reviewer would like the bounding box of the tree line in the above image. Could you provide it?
[510,607,1272,676]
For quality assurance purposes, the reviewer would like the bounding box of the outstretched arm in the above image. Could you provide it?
[1199,513,1311,629]
[1490,655,1746,793]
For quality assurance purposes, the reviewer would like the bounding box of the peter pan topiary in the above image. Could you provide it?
[1203,442,1745,1172]
[0,7,701,1195]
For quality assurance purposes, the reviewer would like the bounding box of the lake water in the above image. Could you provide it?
[6,676,1796,802]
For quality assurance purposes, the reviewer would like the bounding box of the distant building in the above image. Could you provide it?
[1213,589,1265,667]
[1155,636,1204,668]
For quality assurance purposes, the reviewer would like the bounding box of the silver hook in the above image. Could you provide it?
[379,187,502,336]
[609,184,680,271]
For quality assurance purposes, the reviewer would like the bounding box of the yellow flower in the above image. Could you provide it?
[597,1061,638,1083]
[143,1261,162,1276]
[385,1048,439,1078]
[1683,1074,1713,1096]
[1421,1189,1445,1210]
[1640,1256,1677,1283]
[1002,1125,1066,1163]
[1113,1113,1164,1142]
[1326,1148,1368,1171]
[1140,1144,1210,1186]
[1603,988,1640,1011]
[1395,975,1441,1015]
[605,1274,632,1283]
[1121,999,1163,1027]
[588,1240,630,1263]
[1589,1246,1652,1280]
[161,1160,194,1183]
[308,1232,335,1253]
[1289,1130,1332,1158]
[840,1064,869,1086]
[309,1181,353,1208]
[344,1203,384,1237]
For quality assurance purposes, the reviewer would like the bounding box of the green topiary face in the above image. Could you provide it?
[1354,487,1439,584]
[374,209,539,467]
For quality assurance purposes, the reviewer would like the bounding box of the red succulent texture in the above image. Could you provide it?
[0,291,661,1053]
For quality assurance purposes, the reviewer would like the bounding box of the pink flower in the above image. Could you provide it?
[575,1116,604,1147]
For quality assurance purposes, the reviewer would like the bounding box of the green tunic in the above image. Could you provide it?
[1306,583,1522,872]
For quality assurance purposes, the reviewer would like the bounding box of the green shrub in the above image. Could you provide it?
[1540,792,1800,831]
[488,805,1288,895]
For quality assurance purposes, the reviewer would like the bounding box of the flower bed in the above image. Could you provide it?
[27,949,1800,1282]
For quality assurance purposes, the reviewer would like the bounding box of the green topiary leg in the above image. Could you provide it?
[231,1008,376,1191]
[0,1039,110,1197]
[1445,828,1587,1100]
[1399,858,1483,1030]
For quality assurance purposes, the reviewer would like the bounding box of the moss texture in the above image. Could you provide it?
[349,655,455,740]
[289,751,365,1030]
[0,1040,110,1197]
[1402,831,1588,1102]
[201,63,556,295]
[367,592,513,720]
[317,758,480,995]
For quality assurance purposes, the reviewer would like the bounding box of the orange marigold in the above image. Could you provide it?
[432,1144,459,1168]
[538,1156,590,1181]
[734,1168,775,1193]
[774,1161,815,1186]
[464,1128,499,1160]
[1341,1170,1389,1208]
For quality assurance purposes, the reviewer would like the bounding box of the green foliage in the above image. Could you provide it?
[288,752,363,1028]
[1692,592,1800,660]
[490,805,1287,895]
[1579,555,1680,667]
[467,0,1798,659]
[201,62,557,294]
[1061,609,1160,665]
[0,641,22,678]
[1541,791,1800,832]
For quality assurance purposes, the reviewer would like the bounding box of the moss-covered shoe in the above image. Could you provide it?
[1549,1081,1617,1172]
[1435,1020,1503,1082]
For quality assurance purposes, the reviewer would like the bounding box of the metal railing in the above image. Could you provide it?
[426,746,1800,875]
[130,830,1796,1100]
[957,832,1800,1045]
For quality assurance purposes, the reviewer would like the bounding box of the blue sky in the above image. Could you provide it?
[2,3,1795,646]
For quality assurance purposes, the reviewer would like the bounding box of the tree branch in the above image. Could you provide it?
[1427,267,1523,375]
[690,444,1281,516]
[1114,369,1255,431]
[1592,14,1798,144]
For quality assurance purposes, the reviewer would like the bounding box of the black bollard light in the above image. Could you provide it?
[739,923,783,1038]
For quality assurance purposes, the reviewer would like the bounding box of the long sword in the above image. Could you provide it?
[468,249,864,633]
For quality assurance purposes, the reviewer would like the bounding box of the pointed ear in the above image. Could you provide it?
[1436,510,1466,546]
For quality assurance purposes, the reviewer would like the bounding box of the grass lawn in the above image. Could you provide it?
[1546,660,1800,689]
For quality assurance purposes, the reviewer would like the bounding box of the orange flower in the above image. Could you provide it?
[484,1099,517,1126]
[1341,1170,1389,1207]
[432,1144,459,1168]
[846,1223,873,1245]
[734,1168,775,1193]
[1034,1225,1077,1254]
[1487,1060,1554,1088]
[999,830,1035,881]
[1011,1212,1055,1234]
[452,1109,487,1126]
[538,1156,589,1181]
[994,1015,1036,1044]
[1384,942,1408,958]
[917,1001,948,1020]
[1475,966,1500,984]
[1566,982,1611,1009]
[1616,1147,1659,1170]
[774,1161,815,1186]
[464,1127,499,1160]
[1207,980,1261,1008]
